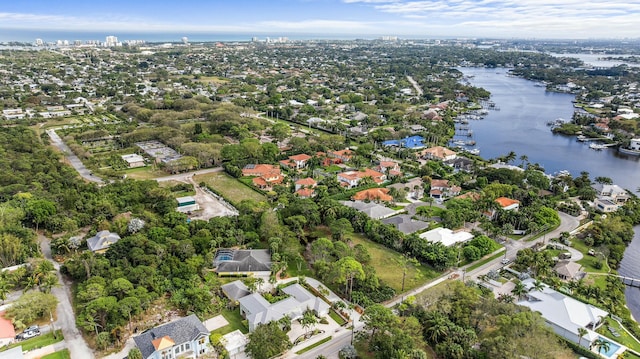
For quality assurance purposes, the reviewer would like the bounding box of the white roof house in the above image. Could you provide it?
[238,283,330,332]
[121,154,145,168]
[517,278,608,348]
[419,227,473,247]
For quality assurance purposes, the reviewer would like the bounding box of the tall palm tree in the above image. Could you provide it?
[591,337,611,355]
[531,279,544,292]
[577,327,588,347]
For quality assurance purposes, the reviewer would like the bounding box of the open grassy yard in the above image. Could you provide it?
[41,349,71,359]
[210,309,249,336]
[598,318,640,354]
[123,166,168,180]
[349,233,439,292]
[195,172,266,204]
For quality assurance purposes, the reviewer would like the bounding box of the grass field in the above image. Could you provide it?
[195,172,266,204]
[41,349,71,359]
[210,309,249,336]
[349,233,439,292]
[598,318,640,354]
[466,249,505,272]
[123,166,168,180]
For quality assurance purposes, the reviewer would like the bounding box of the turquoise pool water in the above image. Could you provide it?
[597,337,621,358]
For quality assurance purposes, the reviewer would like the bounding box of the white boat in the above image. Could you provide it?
[589,143,606,150]
[467,148,480,155]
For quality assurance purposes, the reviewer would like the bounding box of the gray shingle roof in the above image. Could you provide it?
[86,230,121,252]
[214,249,272,273]
[221,281,251,301]
[381,214,430,234]
[133,314,208,359]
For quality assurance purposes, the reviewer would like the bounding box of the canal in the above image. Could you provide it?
[460,67,640,320]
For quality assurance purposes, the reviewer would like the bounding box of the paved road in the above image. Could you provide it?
[39,234,95,359]
[46,129,104,184]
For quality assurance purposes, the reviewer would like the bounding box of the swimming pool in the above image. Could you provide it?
[596,337,621,358]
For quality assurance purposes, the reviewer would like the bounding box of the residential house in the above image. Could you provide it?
[445,157,474,172]
[327,149,354,162]
[593,184,629,212]
[0,312,15,347]
[87,230,121,253]
[133,314,210,359]
[238,283,330,332]
[381,215,430,234]
[429,179,461,200]
[337,168,386,188]
[279,154,313,170]
[213,249,272,276]
[420,146,457,161]
[387,177,423,200]
[221,330,247,359]
[517,278,608,349]
[554,261,582,281]
[316,151,342,166]
[352,188,393,202]
[121,154,145,168]
[340,200,397,219]
[485,197,520,220]
[381,136,425,150]
[419,227,473,247]
[294,177,317,198]
[221,281,251,303]
[377,161,402,177]
[242,164,285,190]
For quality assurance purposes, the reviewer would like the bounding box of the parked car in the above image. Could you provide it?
[501,258,511,265]
[16,329,40,341]
[25,325,39,332]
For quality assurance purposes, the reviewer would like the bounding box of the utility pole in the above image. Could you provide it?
[50,311,56,339]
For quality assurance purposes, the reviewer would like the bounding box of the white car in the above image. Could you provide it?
[501,258,511,265]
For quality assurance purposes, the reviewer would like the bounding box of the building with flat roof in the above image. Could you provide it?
[176,196,199,213]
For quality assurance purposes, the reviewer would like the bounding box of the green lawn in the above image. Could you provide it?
[196,172,266,204]
[349,233,439,292]
[3,330,64,352]
[329,309,347,326]
[466,249,505,272]
[295,336,332,354]
[598,318,640,354]
[210,309,249,336]
[124,166,167,180]
[41,349,71,359]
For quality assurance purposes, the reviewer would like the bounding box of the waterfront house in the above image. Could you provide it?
[593,184,629,212]
[517,278,607,349]
[133,314,210,359]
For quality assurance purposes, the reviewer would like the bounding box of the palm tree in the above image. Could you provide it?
[592,337,611,355]
[300,310,318,337]
[577,327,588,347]
[511,281,528,300]
[531,279,544,292]
[424,312,450,344]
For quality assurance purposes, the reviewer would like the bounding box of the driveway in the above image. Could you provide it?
[46,129,104,184]
[39,234,95,359]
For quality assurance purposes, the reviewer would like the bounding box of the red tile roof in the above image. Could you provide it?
[0,312,15,339]
[352,188,393,202]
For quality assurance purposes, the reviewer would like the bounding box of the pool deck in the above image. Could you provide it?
[593,336,626,358]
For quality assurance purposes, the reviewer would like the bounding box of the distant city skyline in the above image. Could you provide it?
[1,0,639,40]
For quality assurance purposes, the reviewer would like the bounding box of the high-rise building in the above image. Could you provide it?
[105,36,118,46]
[35,38,44,46]
[182,36,189,44]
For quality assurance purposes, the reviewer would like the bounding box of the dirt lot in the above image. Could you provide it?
[156,169,238,220]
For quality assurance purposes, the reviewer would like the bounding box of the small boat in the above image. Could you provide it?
[467,148,480,155]
[589,143,606,150]
[453,140,466,145]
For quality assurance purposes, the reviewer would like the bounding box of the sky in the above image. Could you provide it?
[1,0,639,40]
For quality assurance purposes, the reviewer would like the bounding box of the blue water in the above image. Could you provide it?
[597,337,621,358]
[460,67,640,322]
